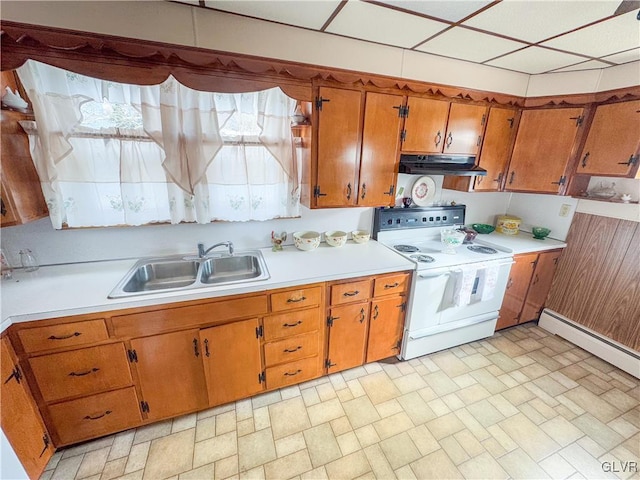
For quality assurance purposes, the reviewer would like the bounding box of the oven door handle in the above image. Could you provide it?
[417,271,452,279]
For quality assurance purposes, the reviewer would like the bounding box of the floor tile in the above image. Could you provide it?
[275,432,306,458]
[269,397,311,439]
[50,455,84,480]
[237,429,276,473]
[76,446,110,479]
[336,431,361,456]
[572,413,625,451]
[373,411,415,440]
[410,448,461,479]
[264,450,312,480]
[498,448,550,479]
[559,443,617,479]
[458,451,508,479]
[425,412,465,440]
[307,398,346,426]
[324,450,372,480]
[439,435,470,465]
[101,457,128,480]
[124,441,150,474]
[178,462,215,480]
[565,386,622,423]
[342,395,381,429]
[499,413,560,462]
[363,444,395,479]
[540,415,584,447]
[359,371,401,405]
[303,423,342,468]
[431,351,471,377]
[108,430,136,461]
[379,432,421,470]
[193,431,237,469]
[143,429,194,480]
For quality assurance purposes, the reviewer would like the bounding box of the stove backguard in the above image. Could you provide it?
[372,205,466,238]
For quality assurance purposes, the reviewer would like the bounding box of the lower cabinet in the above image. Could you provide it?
[366,295,405,363]
[327,302,370,373]
[497,250,562,330]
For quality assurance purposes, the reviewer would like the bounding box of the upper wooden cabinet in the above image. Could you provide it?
[576,100,640,178]
[506,107,584,194]
[312,87,403,207]
[401,98,486,156]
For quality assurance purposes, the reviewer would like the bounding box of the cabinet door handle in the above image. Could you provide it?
[204,338,210,357]
[69,368,99,377]
[48,332,81,340]
[493,172,503,184]
[361,183,366,200]
[359,308,366,323]
[434,131,442,147]
[384,282,399,289]
[193,338,200,357]
[372,305,379,320]
[0,198,6,217]
[286,296,306,303]
[343,290,360,297]
[84,410,112,421]
[507,278,513,289]
[346,183,352,201]
[283,346,302,353]
[581,152,590,168]
[532,274,539,285]
[509,172,515,185]
[445,132,453,148]
[618,154,637,166]
[283,321,302,327]
[284,369,302,376]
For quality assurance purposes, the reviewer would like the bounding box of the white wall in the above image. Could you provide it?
[506,193,578,241]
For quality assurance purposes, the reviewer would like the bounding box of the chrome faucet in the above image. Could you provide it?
[197,241,234,258]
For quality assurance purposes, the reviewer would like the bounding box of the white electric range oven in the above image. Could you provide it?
[373,206,514,360]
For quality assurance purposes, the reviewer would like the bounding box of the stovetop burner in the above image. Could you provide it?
[467,245,499,254]
[410,254,435,263]
[394,245,420,253]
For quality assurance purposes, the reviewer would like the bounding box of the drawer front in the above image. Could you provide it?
[373,272,410,298]
[264,332,319,367]
[271,286,322,312]
[263,308,321,341]
[18,319,109,354]
[330,280,372,306]
[30,343,132,402]
[48,387,142,445]
[266,356,320,390]
[112,294,268,337]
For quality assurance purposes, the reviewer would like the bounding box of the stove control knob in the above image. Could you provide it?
[443,216,447,221]
[387,219,393,225]
[429,217,434,222]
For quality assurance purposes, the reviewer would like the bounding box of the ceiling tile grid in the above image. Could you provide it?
[178,0,640,75]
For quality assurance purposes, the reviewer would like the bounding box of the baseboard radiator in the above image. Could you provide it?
[539,309,640,379]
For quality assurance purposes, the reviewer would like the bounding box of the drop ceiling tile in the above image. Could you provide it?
[541,11,640,58]
[551,60,613,73]
[602,49,640,64]
[372,0,493,23]
[204,0,342,30]
[415,26,526,63]
[463,0,619,43]
[485,46,589,74]
[326,0,448,49]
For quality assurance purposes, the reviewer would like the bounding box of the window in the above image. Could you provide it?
[17,60,301,229]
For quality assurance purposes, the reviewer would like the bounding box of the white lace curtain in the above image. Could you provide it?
[17,60,300,229]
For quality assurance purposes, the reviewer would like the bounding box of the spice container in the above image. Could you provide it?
[496,215,521,235]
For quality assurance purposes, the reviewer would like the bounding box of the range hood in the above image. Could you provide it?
[399,154,487,176]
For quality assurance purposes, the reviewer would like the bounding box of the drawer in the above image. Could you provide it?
[264,332,320,367]
[48,387,142,445]
[373,272,410,297]
[112,294,268,337]
[330,280,372,306]
[30,343,132,402]
[270,286,322,312]
[18,319,109,354]
[266,356,320,390]
[263,308,321,341]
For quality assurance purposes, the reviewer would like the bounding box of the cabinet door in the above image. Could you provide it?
[366,296,405,363]
[496,253,537,330]
[358,92,403,206]
[401,97,450,153]
[444,103,487,155]
[520,250,562,323]
[131,329,208,421]
[577,100,640,177]
[506,108,583,193]
[315,87,362,206]
[326,303,369,374]
[200,318,263,406]
[474,107,518,192]
[1,337,54,479]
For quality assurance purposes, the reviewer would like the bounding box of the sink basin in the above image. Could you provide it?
[109,251,270,298]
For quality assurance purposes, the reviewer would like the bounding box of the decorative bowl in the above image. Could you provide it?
[532,227,551,240]
[440,229,465,254]
[471,223,495,234]
[325,230,348,247]
[293,231,321,251]
[351,230,370,244]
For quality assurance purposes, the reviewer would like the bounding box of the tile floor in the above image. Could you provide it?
[41,323,640,480]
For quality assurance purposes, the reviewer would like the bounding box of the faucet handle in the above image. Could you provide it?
[228,242,234,256]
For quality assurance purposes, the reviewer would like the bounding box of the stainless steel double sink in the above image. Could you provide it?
[108,251,269,298]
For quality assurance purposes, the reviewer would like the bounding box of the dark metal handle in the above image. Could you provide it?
[284,369,302,376]
[445,132,453,148]
[507,278,513,289]
[48,332,81,340]
[434,131,442,147]
[0,198,6,217]
[346,183,352,201]
[509,171,515,185]
[361,183,366,200]
[69,368,99,377]
[359,308,366,323]
[39,434,50,458]
[581,152,590,168]
[493,172,503,184]
[283,346,302,353]
[618,155,636,166]
[532,274,539,285]
[283,321,302,327]
[84,410,112,420]
[373,305,379,320]
[286,296,306,303]
[204,338,210,357]
[384,282,399,289]
[507,117,514,128]
[193,338,199,357]
[343,290,360,297]
[476,135,482,147]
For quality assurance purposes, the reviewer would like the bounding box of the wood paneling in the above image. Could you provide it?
[546,213,640,350]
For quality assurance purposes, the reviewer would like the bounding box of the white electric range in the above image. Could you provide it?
[373,206,514,360]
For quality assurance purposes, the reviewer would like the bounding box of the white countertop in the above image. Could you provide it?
[1,240,416,332]
[475,231,567,254]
